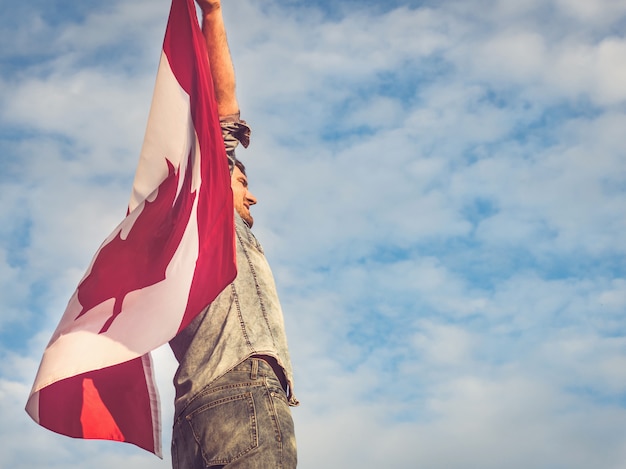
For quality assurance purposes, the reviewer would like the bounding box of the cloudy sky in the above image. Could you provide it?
[2,0,626,467]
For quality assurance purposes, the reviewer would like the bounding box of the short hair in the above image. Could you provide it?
[234,159,247,176]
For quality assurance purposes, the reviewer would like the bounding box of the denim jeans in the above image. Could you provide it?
[171,358,297,468]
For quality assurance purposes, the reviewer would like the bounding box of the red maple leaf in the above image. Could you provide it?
[76,155,196,333]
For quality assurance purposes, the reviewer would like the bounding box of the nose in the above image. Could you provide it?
[246,190,257,206]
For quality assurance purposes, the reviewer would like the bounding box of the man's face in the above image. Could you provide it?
[231,166,257,227]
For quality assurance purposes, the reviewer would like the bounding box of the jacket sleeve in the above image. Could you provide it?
[219,112,251,174]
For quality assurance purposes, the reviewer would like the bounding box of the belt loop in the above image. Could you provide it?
[251,358,259,380]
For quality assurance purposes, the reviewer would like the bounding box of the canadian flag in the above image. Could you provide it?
[25,0,236,457]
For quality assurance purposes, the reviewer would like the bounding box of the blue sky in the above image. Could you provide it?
[1,0,626,467]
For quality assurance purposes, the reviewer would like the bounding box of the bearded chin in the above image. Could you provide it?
[238,208,254,228]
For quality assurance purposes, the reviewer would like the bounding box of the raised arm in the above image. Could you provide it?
[196,0,239,117]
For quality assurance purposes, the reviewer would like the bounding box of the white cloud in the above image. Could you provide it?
[554,0,626,24]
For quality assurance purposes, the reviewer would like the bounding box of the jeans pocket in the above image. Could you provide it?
[266,386,298,468]
[186,391,259,466]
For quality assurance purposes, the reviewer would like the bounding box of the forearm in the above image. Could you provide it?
[198,0,239,116]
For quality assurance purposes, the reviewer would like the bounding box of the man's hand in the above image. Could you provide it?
[196,0,222,16]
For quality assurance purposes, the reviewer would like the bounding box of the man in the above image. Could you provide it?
[168,1,298,468]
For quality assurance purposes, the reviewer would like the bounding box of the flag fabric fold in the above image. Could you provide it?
[25,0,236,456]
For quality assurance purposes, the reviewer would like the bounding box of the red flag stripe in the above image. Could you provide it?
[163,0,236,330]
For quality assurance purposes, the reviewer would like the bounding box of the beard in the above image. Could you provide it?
[237,206,254,228]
